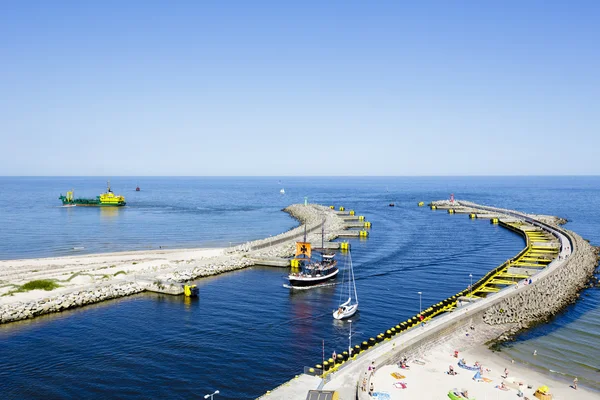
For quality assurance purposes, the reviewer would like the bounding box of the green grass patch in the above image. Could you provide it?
[113,271,126,277]
[20,280,60,291]
[2,280,60,295]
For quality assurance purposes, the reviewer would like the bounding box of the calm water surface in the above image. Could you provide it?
[0,177,598,398]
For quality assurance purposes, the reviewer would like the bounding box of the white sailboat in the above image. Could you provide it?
[280,188,285,194]
[333,251,358,320]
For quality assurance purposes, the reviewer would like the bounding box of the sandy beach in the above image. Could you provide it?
[369,340,598,400]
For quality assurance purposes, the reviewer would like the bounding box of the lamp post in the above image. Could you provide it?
[417,291,422,314]
[204,390,219,399]
[469,274,473,296]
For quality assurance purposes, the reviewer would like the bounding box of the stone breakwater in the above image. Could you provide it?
[454,200,599,338]
[0,204,345,325]
[483,230,599,338]
[155,204,346,282]
[0,282,142,324]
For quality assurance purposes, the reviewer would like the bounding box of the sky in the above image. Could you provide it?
[0,1,598,176]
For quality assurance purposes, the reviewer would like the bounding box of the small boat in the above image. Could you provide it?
[280,188,285,194]
[135,185,140,191]
[389,203,395,207]
[333,250,358,320]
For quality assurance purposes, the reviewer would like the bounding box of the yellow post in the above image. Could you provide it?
[184,285,191,297]
[349,210,355,216]
[418,201,424,207]
[358,215,365,221]
[339,206,345,211]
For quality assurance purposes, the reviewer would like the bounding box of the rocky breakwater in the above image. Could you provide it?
[0,282,143,324]
[154,204,344,283]
[483,231,598,337]
[226,204,346,260]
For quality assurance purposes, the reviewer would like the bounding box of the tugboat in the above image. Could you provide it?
[59,181,126,207]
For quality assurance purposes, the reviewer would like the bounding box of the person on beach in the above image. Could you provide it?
[362,374,367,392]
[369,361,376,376]
[369,382,374,396]
[504,368,509,378]
[574,377,578,390]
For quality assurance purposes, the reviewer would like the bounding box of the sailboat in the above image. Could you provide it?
[280,188,285,194]
[333,250,358,320]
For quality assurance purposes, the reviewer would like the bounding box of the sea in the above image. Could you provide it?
[0,176,598,399]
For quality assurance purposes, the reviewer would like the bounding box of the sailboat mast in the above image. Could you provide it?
[321,218,325,249]
[350,251,358,303]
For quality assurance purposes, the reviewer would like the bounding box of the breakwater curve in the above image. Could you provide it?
[263,200,598,399]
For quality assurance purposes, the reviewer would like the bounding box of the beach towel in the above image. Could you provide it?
[391,372,405,379]
[458,360,479,371]
[482,377,493,383]
[372,392,391,400]
[473,371,482,381]
[393,382,407,389]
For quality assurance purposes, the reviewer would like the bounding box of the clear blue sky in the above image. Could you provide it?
[1,1,598,176]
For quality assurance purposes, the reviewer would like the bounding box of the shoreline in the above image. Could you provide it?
[0,204,352,324]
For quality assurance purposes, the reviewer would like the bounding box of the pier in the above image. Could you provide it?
[261,200,597,399]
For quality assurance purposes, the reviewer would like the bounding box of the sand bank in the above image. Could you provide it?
[0,204,349,324]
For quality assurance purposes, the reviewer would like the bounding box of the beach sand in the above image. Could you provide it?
[369,344,597,400]
[0,247,225,305]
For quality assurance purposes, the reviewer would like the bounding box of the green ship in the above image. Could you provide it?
[59,182,126,207]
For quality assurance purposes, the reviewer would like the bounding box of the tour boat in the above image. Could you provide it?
[333,250,358,320]
[288,253,338,287]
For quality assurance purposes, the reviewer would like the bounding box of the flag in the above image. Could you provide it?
[295,242,311,258]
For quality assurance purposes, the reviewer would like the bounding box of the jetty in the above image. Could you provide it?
[261,200,598,399]
[0,203,371,325]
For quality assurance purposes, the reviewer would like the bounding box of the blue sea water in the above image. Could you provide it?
[0,176,598,398]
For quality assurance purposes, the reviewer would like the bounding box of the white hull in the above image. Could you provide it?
[333,303,358,320]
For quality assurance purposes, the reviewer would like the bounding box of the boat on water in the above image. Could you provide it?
[135,185,140,192]
[288,252,338,287]
[280,188,285,194]
[59,181,126,207]
[288,225,338,287]
[333,250,358,320]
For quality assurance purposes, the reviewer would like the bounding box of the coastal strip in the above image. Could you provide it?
[263,200,598,399]
[0,204,367,325]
